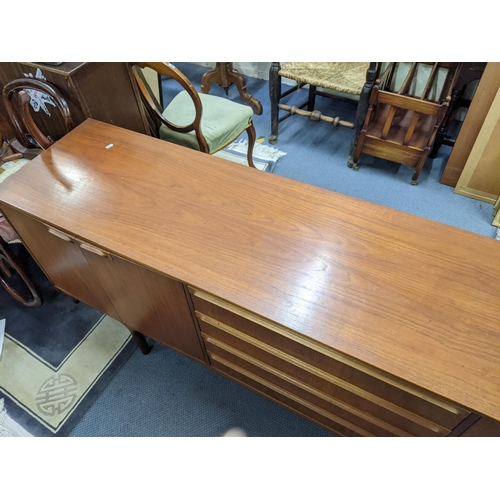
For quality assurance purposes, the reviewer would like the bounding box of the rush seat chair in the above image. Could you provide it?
[268,62,378,157]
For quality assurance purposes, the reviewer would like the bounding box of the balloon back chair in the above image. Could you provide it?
[130,62,257,168]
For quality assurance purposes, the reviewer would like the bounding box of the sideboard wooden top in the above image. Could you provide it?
[1,119,499,421]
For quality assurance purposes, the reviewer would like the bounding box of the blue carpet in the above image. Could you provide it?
[69,63,497,437]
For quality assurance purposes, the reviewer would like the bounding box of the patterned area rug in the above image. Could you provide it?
[0,245,136,437]
[214,140,287,172]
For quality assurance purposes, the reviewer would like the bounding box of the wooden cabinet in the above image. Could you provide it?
[82,249,205,362]
[2,206,120,319]
[1,119,499,436]
[1,206,205,364]
[0,62,148,142]
[440,62,500,187]
[454,86,500,203]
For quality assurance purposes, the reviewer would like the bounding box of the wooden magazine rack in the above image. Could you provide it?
[351,62,462,184]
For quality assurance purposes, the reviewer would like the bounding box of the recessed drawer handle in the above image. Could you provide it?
[79,241,111,259]
[48,227,74,242]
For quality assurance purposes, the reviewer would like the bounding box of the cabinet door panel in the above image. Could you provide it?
[81,247,206,363]
[1,206,120,319]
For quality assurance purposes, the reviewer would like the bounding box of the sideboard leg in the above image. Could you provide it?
[130,329,153,355]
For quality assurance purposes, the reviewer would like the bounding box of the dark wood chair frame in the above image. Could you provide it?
[1,77,73,307]
[3,77,73,158]
[131,62,257,168]
[429,63,487,158]
[0,235,42,307]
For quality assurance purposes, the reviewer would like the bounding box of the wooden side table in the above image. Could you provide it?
[201,63,263,115]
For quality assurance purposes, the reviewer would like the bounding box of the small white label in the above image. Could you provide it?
[106,144,113,149]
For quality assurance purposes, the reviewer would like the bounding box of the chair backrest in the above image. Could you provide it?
[2,78,73,151]
[130,62,209,152]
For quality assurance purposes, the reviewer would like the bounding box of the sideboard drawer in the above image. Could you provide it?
[210,353,366,437]
[190,288,471,436]
[207,339,401,436]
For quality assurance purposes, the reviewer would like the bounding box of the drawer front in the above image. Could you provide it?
[191,288,470,436]
[210,354,364,437]
[203,326,438,436]
[208,341,400,437]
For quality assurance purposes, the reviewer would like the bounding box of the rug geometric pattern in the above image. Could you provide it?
[0,245,136,437]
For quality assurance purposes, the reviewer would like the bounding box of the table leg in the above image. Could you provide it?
[201,63,263,115]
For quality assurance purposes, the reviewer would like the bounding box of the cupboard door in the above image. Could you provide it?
[0,206,120,319]
[79,244,206,363]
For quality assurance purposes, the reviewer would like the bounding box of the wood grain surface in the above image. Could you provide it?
[1,119,499,421]
[440,62,500,187]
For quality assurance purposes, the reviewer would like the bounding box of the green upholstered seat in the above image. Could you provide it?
[160,91,253,154]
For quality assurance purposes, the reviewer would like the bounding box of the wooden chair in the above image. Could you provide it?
[130,62,257,168]
[2,77,73,158]
[351,62,462,184]
[268,62,379,155]
[1,77,72,307]
[0,151,42,307]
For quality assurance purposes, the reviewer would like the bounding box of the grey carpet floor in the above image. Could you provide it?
[69,63,497,437]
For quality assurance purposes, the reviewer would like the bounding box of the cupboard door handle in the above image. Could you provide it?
[48,227,74,242]
[79,241,111,259]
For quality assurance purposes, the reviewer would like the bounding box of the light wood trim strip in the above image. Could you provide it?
[210,353,375,437]
[421,63,439,101]
[198,313,446,433]
[381,106,397,139]
[210,365,348,436]
[376,92,440,115]
[398,62,418,95]
[190,288,465,415]
[205,334,414,436]
[78,241,111,258]
[403,112,420,146]
[47,226,74,242]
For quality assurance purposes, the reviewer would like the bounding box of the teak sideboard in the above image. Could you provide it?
[1,119,499,437]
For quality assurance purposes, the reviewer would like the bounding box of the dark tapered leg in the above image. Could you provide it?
[269,62,281,144]
[245,123,257,169]
[0,237,42,307]
[130,329,152,354]
[307,85,316,111]
[430,87,461,159]
[348,62,379,167]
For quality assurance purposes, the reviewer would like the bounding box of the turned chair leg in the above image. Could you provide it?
[269,62,281,145]
[348,62,378,168]
[307,85,316,111]
[411,149,431,185]
[245,123,257,169]
[349,130,366,170]
[0,237,42,307]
